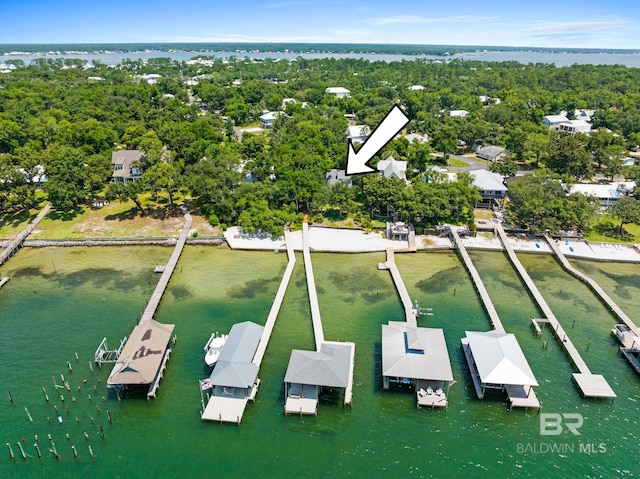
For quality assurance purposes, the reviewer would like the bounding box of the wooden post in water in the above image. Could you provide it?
[67,361,73,372]
[43,387,49,402]
[6,443,15,460]
[7,391,13,403]
[34,442,42,458]
[16,442,26,460]
[24,407,33,423]
[71,445,78,458]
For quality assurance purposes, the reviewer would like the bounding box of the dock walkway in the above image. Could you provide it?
[450,229,504,332]
[0,203,51,266]
[252,230,296,366]
[380,249,417,326]
[495,223,616,399]
[140,207,192,324]
[302,223,325,349]
[544,234,640,338]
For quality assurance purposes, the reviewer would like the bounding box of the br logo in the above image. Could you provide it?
[540,413,584,436]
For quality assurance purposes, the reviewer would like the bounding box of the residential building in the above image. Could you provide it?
[409,85,425,91]
[326,169,352,187]
[111,150,147,183]
[476,145,511,162]
[259,111,285,129]
[569,182,636,208]
[325,87,351,98]
[542,114,570,128]
[377,155,407,180]
[479,95,501,106]
[347,125,371,144]
[449,110,469,118]
[557,119,592,135]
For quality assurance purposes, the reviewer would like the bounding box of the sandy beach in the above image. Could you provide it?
[224,225,640,263]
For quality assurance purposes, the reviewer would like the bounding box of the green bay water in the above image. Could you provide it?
[0,246,638,478]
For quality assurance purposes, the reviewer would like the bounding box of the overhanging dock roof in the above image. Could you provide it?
[107,319,175,387]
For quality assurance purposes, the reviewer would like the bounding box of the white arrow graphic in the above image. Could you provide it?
[345,105,410,176]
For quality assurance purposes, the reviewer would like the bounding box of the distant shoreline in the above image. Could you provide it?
[2,42,640,57]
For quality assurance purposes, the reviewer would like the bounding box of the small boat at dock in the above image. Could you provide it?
[204,333,228,367]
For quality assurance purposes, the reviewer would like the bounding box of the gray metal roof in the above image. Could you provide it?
[284,342,354,388]
[208,321,264,388]
[465,331,538,387]
[382,323,453,381]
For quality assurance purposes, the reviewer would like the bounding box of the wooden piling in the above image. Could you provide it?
[25,406,33,423]
[7,391,13,403]
[34,442,42,458]
[43,387,49,402]
[17,442,26,460]
[7,442,15,460]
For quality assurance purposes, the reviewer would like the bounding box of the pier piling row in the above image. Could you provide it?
[139,208,192,324]
[450,229,504,332]
[495,223,616,399]
[544,234,640,338]
[0,203,51,266]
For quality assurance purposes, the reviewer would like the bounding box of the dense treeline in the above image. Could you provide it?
[1,56,639,236]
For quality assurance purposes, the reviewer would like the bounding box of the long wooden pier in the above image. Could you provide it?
[450,229,504,332]
[0,203,51,266]
[139,207,192,324]
[252,230,296,366]
[544,234,640,338]
[302,222,325,349]
[495,223,615,399]
[380,249,417,326]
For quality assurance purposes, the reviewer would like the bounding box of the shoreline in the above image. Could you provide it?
[2,226,639,263]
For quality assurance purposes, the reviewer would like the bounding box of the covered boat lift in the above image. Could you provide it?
[382,322,454,408]
[106,319,175,398]
[462,330,540,410]
[284,341,355,416]
[201,321,263,423]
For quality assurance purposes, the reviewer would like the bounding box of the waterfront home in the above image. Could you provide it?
[326,168,352,187]
[259,111,285,129]
[569,182,636,208]
[542,114,570,128]
[111,150,147,183]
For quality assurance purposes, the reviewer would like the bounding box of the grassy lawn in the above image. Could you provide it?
[0,207,40,239]
[447,157,469,167]
[584,215,640,243]
[29,193,219,240]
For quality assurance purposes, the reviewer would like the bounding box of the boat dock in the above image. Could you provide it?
[202,230,295,423]
[495,223,616,399]
[0,277,9,289]
[282,222,354,412]
[252,229,296,367]
[0,203,51,266]
[139,207,192,324]
[302,222,325,349]
[544,233,640,338]
[450,229,504,332]
[378,249,417,325]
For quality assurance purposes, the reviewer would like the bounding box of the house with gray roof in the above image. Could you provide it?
[284,341,355,416]
[111,150,147,184]
[377,155,407,180]
[476,145,511,162]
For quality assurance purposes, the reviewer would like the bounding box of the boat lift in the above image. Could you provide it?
[94,336,127,364]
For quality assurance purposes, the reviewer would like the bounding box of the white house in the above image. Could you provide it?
[542,114,570,128]
[404,133,429,144]
[325,87,351,99]
[347,125,371,144]
[574,109,595,122]
[449,110,469,118]
[259,111,286,129]
[479,95,501,106]
[138,73,161,85]
[377,156,407,180]
[409,85,425,91]
[326,169,352,187]
[557,119,591,135]
[569,182,636,207]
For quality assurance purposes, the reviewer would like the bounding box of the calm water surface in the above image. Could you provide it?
[0,246,638,478]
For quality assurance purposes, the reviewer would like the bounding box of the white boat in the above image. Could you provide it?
[204,332,228,367]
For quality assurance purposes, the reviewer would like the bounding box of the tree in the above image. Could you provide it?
[328,182,355,218]
[546,133,592,180]
[602,144,627,180]
[523,132,549,166]
[610,196,640,235]
[143,161,180,206]
[106,180,145,214]
[43,146,86,210]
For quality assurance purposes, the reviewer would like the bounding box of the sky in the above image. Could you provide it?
[1,0,639,49]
